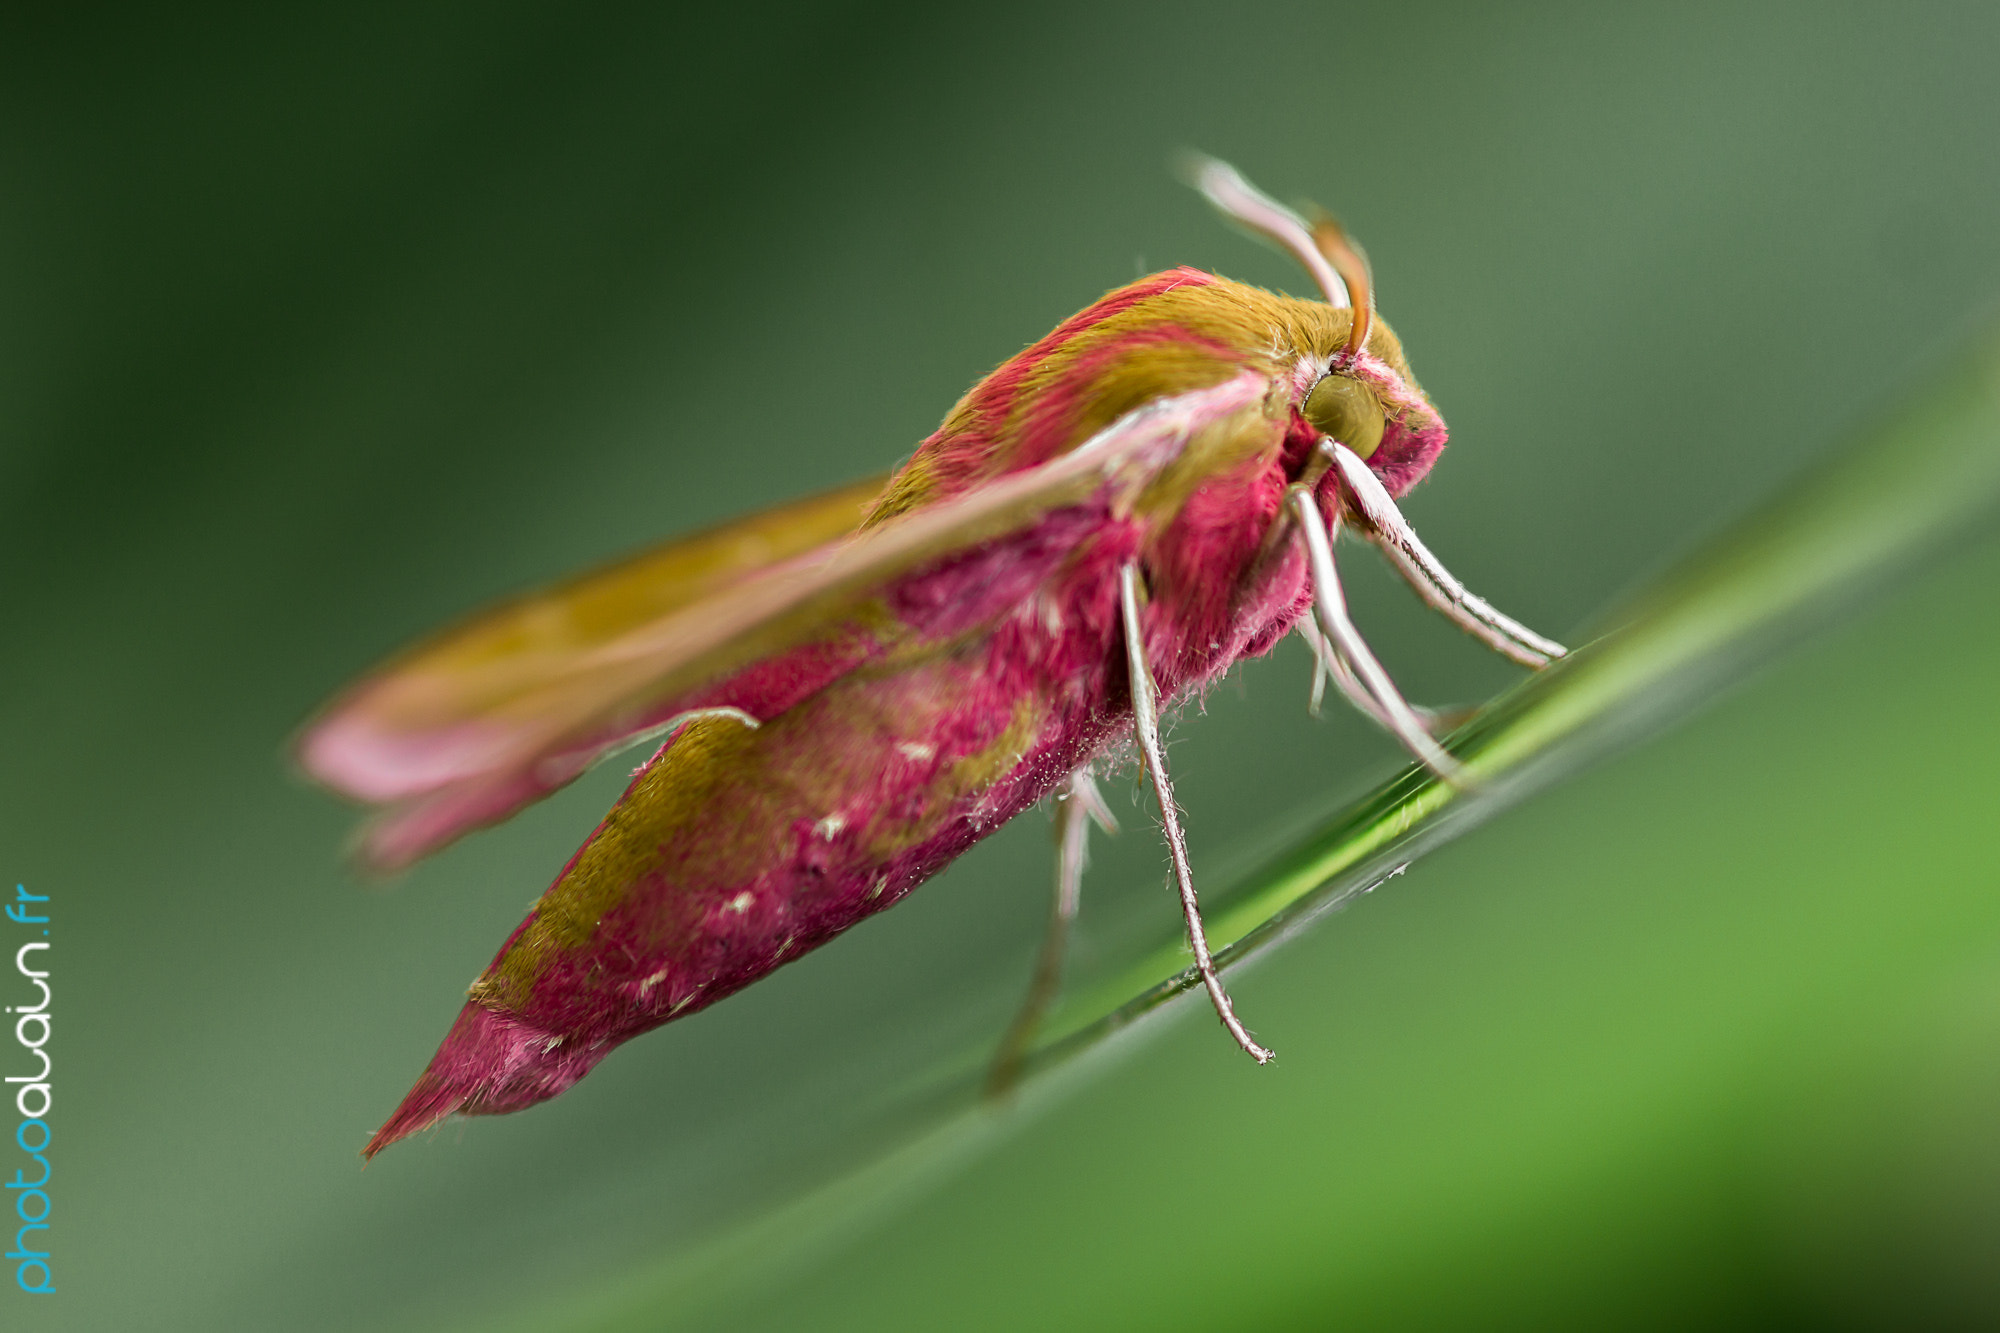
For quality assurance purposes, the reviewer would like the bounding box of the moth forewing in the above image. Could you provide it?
[300,475,889,804]
[308,375,1266,869]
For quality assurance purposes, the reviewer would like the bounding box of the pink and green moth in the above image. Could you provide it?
[300,157,1566,1158]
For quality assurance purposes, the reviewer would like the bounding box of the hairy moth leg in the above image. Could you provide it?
[1119,562,1275,1065]
[986,769,1118,1096]
[1288,487,1465,783]
[1322,441,1568,667]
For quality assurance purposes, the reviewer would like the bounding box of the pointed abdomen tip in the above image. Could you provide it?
[362,1001,603,1159]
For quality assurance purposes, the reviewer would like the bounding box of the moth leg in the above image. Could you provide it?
[1296,614,1394,728]
[986,768,1117,1097]
[1297,620,1473,738]
[1288,487,1466,783]
[1298,620,1333,718]
[1120,562,1275,1065]
[1322,440,1569,667]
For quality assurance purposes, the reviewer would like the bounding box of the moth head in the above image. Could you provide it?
[1186,154,1389,455]
[1187,155,1443,483]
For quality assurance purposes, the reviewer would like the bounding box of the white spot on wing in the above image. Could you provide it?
[814,813,846,840]
[725,891,755,915]
[896,742,935,762]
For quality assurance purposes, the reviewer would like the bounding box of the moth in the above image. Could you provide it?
[301,158,1565,1157]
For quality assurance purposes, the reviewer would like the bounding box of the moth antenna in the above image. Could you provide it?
[1310,212,1376,362]
[1180,153,1352,311]
[1321,441,1569,666]
[986,767,1100,1096]
[1287,488,1467,784]
[1120,563,1274,1065]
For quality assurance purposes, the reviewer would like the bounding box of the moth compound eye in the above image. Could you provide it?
[1303,374,1386,460]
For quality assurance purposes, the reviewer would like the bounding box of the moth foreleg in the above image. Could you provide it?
[986,768,1114,1096]
[1296,613,1395,729]
[1288,487,1466,783]
[1297,619,1475,738]
[1120,562,1274,1066]
[1298,619,1333,718]
[1322,440,1568,667]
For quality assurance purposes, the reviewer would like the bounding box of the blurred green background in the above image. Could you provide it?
[5,3,2000,1329]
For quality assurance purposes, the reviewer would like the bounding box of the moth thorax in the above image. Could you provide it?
[1303,374,1387,460]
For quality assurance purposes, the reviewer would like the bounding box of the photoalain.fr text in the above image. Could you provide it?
[7,885,51,1296]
